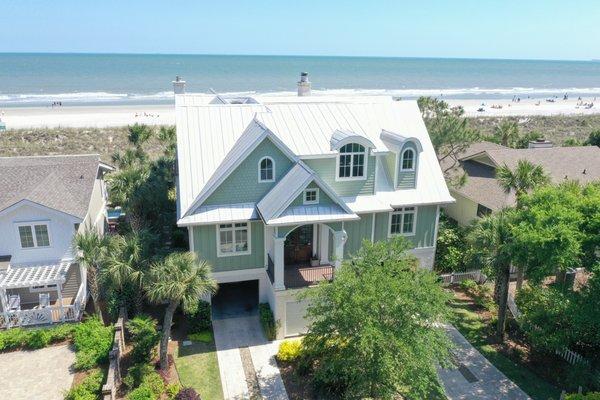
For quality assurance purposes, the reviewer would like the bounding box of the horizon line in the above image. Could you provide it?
[0,51,595,63]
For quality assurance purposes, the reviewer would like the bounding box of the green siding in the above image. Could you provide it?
[383,153,396,185]
[304,155,376,197]
[192,221,265,272]
[289,182,335,206]
[204,138,294,206]
[397,142,417,189]
[371,206,438,248]
[343,214,374,258]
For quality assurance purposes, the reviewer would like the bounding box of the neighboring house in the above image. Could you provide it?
[175,88,453,338]
[444,140,600,226]
[0,155,113,328]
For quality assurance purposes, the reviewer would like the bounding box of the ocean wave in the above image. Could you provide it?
[1,87,600,105]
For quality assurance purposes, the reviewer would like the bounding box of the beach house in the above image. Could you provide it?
[0,155,112,328]
[175,76,454,338]
[443,140,600,226]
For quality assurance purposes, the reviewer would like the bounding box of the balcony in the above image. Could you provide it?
[267,256,334,289]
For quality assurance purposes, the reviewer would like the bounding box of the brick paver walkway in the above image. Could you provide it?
[0,344,76,400]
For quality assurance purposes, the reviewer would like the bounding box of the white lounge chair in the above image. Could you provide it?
[39,293,50,308]
[8,294,21,311]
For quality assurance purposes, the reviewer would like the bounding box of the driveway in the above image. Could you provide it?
[438,325,531,400]
[0,344,76,400]
[213,314,288,400]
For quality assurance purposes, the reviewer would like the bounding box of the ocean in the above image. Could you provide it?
[1,53,599,107]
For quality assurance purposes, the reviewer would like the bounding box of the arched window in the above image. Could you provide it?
[401,148,415,171]
[258,157,275,182]
[338,143,366,179]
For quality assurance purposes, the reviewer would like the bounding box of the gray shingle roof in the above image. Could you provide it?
[447,142,600,210]
[0,154,103,219]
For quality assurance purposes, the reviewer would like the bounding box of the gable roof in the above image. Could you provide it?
[0,154,108,219]
[176,95,453,223]
[449,142,600,210]
[181,118,298,217]
[256,162,357,225]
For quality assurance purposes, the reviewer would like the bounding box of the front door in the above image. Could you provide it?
[284,225,313,265]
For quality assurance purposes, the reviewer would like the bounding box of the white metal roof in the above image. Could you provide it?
[178,203,258,226]
[257,162,355,225]
[267,205,359,226]
[0,262,70,289]
[176,95,453,224]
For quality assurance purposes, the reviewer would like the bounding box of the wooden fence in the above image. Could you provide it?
[102,308,127,400]
[439,270,486,285]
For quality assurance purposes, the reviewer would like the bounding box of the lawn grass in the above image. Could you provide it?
[449,297,561,400]
[174,337,223,400]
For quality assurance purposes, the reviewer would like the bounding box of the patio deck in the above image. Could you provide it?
[284,264,334,288]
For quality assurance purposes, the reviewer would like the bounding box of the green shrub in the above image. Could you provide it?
[566,393,600,400]
[127,385,157,400]
[259,303,277,340]
[166,383,182,400]
[459,279,477,292]
[64,370,104,400]
[47,323,75,342]
[186,300,212,333]
[0,328,28,351]
[277,339,303,362]
[25,329,51,349]
[123,363,155,390]
[188,330,212,343]
[127,315,160,363]
[73,317,114,370]
[141,372,165,396]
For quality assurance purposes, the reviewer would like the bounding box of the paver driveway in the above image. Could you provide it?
[0,344,76,400]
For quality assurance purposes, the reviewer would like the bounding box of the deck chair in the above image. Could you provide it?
[39,293,50,308]
[8,294,20,311]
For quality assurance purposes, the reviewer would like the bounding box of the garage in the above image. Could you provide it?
[285,299,311,337]
[212,280,259,319]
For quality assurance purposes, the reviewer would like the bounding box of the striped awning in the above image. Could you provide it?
[0,262,70,289]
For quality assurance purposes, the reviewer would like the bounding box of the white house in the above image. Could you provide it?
[0,154,112,328]
[175,76,453,338]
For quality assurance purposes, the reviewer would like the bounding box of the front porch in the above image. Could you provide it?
[0,261,87,329]
[266,222,346,290]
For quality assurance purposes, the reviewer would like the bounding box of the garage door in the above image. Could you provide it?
[285,300,310,337]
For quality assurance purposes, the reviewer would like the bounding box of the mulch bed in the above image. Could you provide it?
[278,361,318,400]
[452,286,571,389]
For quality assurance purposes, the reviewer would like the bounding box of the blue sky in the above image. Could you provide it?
[2,0,599,60]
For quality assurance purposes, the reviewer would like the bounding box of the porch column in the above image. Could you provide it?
[57,282,65,322]
[332,230,347,271]
[273,236,286,291]
[312,224,319,258]
[0,287,8,327]
[319,225,330,264]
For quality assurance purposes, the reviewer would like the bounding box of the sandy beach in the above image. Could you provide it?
[0,96,598,129]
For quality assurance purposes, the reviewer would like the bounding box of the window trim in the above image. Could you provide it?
[15,221,52,249]
[400,148,415,171]
[216,222,252,257]
[258,156,275,183]
[335,143,368,182]
[387,206,418,237]
[303,188,319,205]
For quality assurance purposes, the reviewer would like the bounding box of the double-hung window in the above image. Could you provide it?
[401,149,415,171]
[338,143,366,179]
[258,157,275,182]
[17,223,51,248]
[389,207,416,236]
[303,188,319,205]
[218,223,250,256]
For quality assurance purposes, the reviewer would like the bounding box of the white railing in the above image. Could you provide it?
[507,293,521,318]
[0,282,87,329]
[439,270,485,285]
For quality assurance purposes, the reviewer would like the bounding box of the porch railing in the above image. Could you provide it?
[0,281,87,329]
[267,255,275,284]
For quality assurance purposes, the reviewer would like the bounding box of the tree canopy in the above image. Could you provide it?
[301,238,452,399]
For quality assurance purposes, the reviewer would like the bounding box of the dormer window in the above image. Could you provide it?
[401,148,415,171]
[303,188,319,205]
[337,143,366,180]
[258,157,275,183]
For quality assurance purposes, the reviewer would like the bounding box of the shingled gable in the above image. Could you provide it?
[182,117,299,218]
[256,162,357,225]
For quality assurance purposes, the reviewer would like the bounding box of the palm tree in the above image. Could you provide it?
[494,120,520,147]
[468,210,515,342]
[146,252,217,370]
[73,230,110,324]
[496,160,549,290]
[101,232,151,313]
[157,126,177,159]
